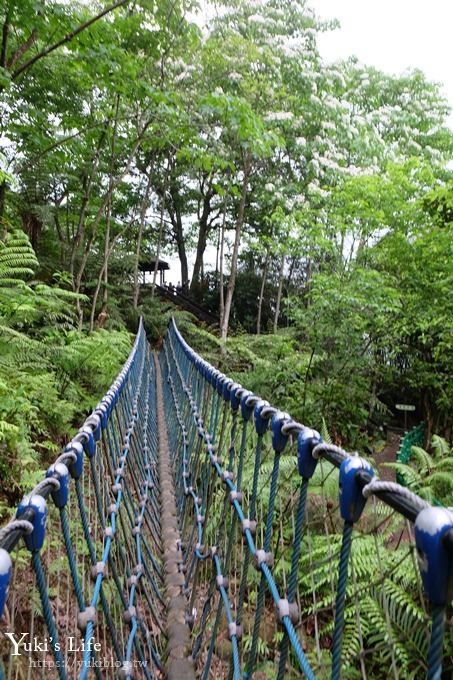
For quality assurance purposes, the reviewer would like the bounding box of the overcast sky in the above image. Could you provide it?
[310,0,453,128]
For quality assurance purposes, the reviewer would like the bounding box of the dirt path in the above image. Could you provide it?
[373,431,401,482]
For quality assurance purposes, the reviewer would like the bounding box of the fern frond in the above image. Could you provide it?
[429,472,453,504]
[0,229,38,282]
[433,457,453,471]
[431,434,450,458]
[0,278,34,291]
[320,417,332,444]
[410,445,434,475]
[382,462,421,490]
[0,324,40,348]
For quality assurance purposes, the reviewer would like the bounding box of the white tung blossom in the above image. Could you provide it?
[265,111,294,121]
[319,156,339,170]
[310,158,320,172]
[324,95,340,109]
[248,13,268,24]
[307,181,318,192]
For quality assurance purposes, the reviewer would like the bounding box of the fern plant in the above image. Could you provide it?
[0,228,39,285]
[385,435,453,505]
[298,531,431,679]
[0,226,131,519]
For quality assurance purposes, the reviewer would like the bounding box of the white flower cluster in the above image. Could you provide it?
[265,111,294,121]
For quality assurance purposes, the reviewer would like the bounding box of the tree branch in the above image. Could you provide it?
[7,28,37,69]
[1,15,10,68]
[17,113,139,171]
[11,0,129,82]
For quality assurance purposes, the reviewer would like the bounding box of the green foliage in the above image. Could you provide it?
[387,435,453,506]
[0,227,38,284]
[299,532,430,679]
[218,329,315,422]
[0,227,131,519]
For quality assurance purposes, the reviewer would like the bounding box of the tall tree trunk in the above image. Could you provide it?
[74,119,151,328]
[256,253,269,335]
[0,181,6,220]
[190,226,208,292]
[273,253,285,334]
[89,206,110,332]
[167,182,189,289]
[133,168,154,309]
[69,131,106,280]
[174,220,189,288]
[87,223,129,330]
[218,193,227,324]
[89,94,120,330]
[220,157,250,342]
[151,165,169,299]
[190,182,215,292]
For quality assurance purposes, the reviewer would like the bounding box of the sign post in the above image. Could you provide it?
[395,404,416,431]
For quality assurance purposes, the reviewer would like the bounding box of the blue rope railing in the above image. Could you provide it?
[0,319,164,679]
[162,317,453,679]
[0,318,452,679]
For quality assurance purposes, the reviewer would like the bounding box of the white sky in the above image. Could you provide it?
[310,0,453,127]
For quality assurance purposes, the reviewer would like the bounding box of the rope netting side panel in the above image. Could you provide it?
[0,320,165,680]
[162,318,453,680]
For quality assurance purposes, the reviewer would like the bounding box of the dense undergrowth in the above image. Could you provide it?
[0,228,132,519]
[166,310,381,451]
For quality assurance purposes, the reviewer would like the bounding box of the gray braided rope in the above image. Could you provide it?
[54,450,77,467]
[312,442,351,461]
[0,519,34,544]
[362,478,431,510]
[30,477,60,497]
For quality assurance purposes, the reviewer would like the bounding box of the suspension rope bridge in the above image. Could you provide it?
[0,319,452,679]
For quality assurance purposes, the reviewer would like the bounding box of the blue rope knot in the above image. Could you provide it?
[271,411,293,452]
[241,518,257,536]
[123,605,137,623]
[297,427,322,479]
[46,462,69,508]
[0,548,12,616]
[216,575,229,590]
[415,507,453,605]
[339,456,374,523]
[118,661,135,680]
[16,494,47,552]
